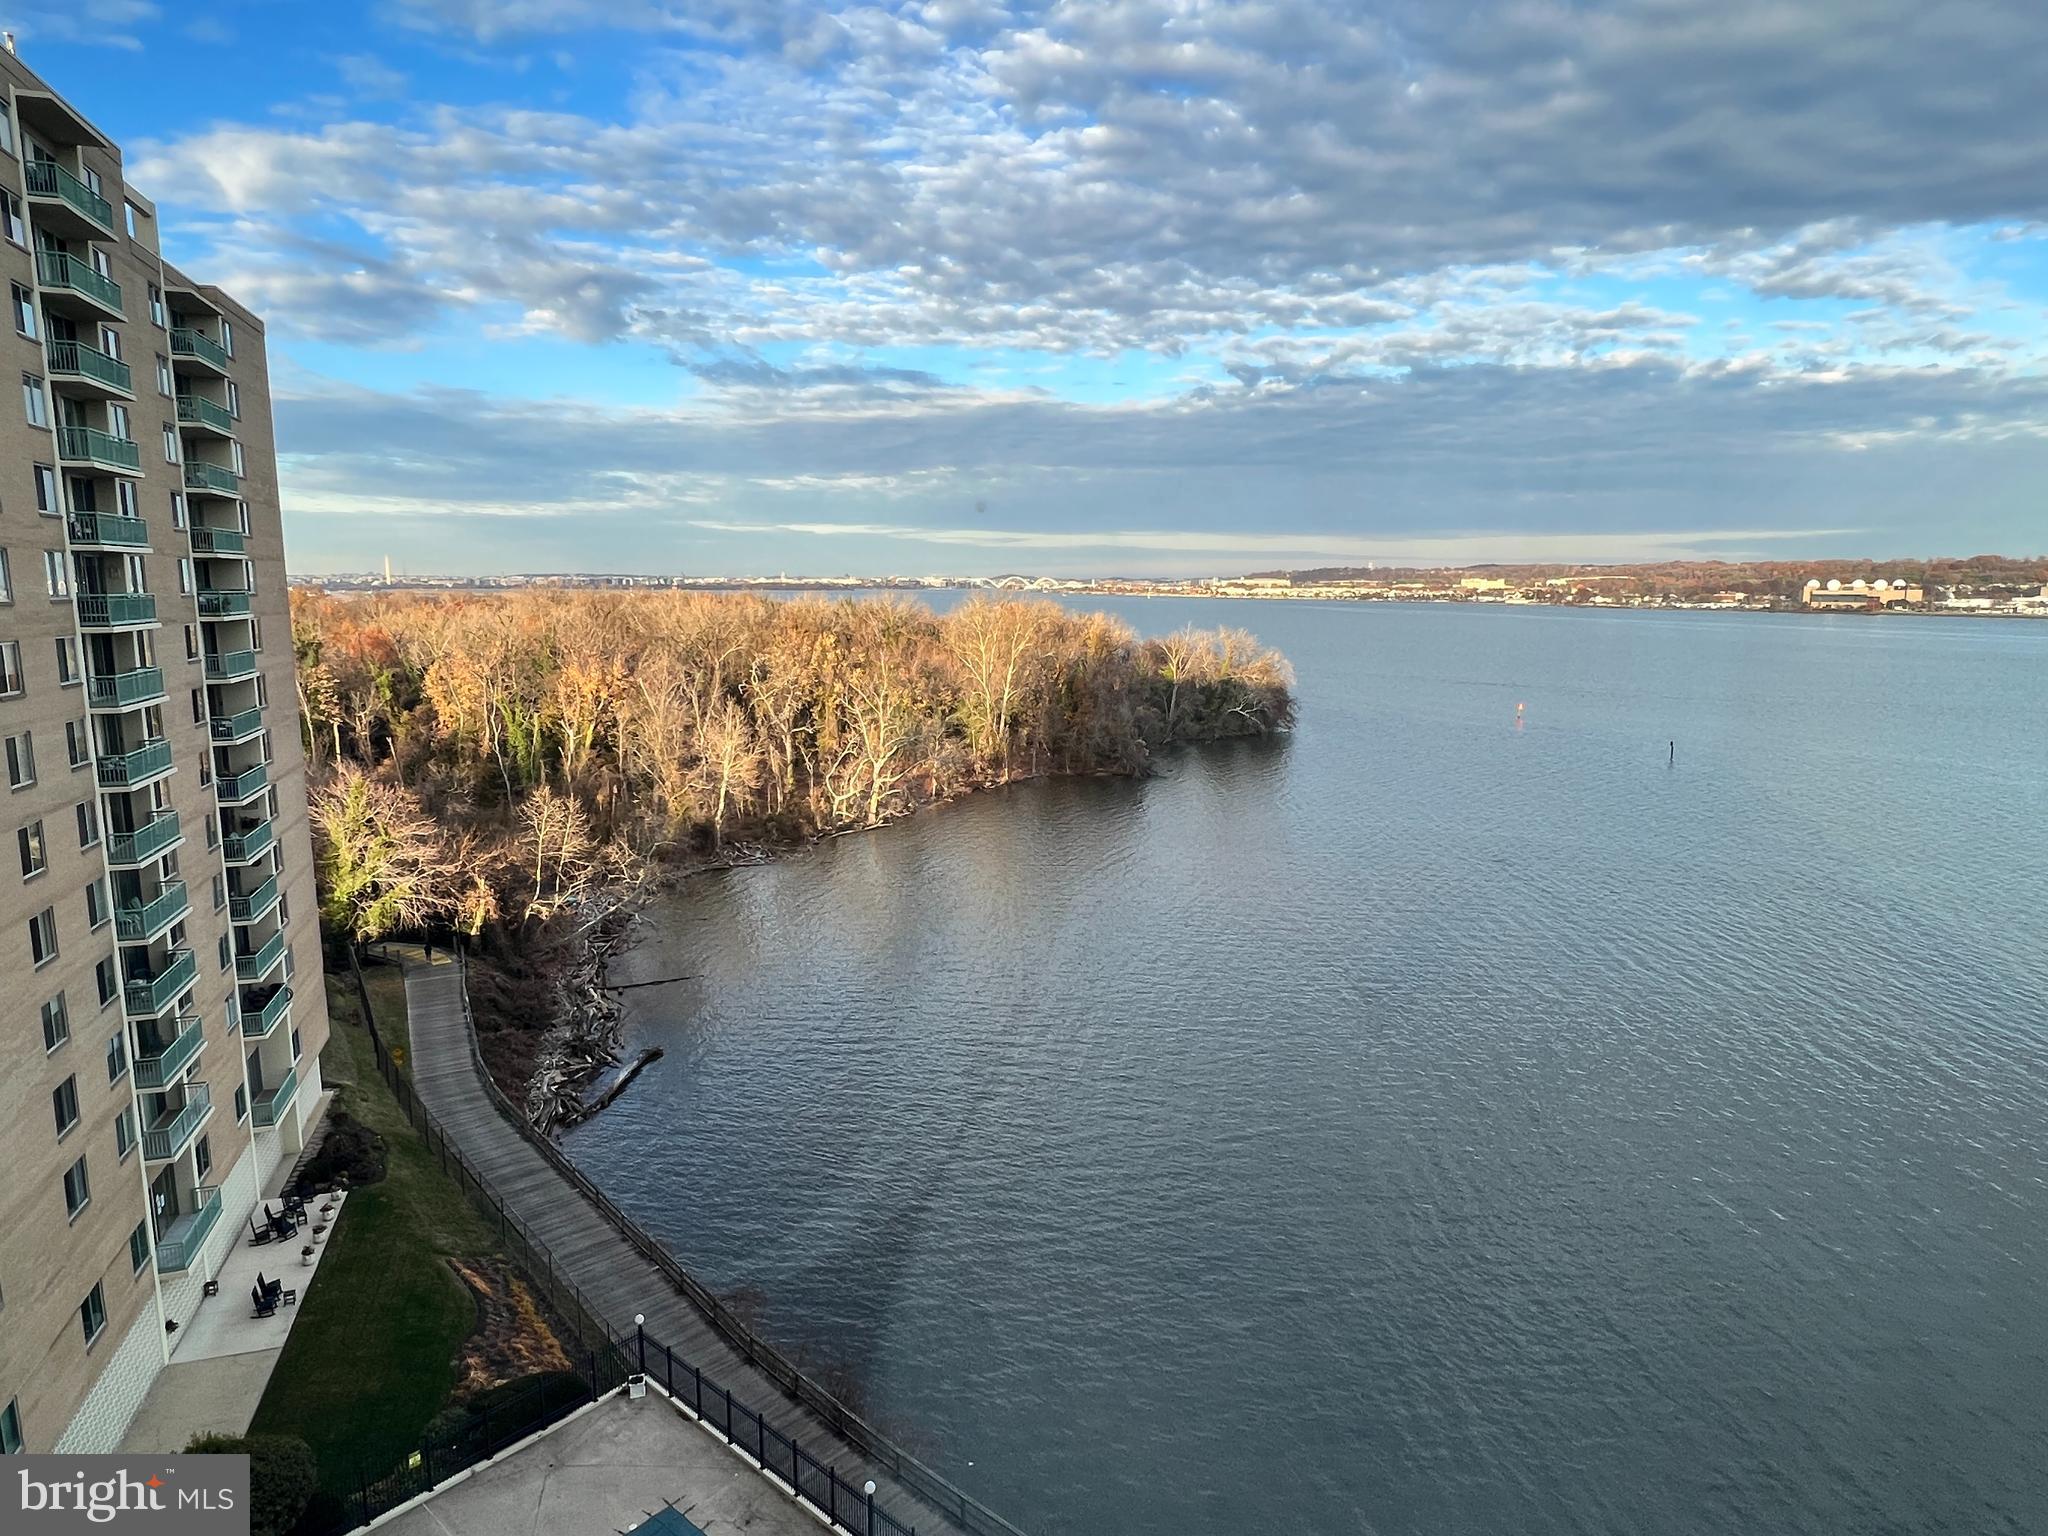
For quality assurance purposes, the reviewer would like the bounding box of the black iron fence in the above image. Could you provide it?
[333,946,1016,1536]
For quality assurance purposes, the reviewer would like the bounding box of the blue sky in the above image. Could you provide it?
[11,0,2048,576]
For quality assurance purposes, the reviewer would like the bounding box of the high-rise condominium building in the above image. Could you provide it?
[0,54,328,1452]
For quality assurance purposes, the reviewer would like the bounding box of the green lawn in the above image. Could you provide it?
[250,968,502,1496]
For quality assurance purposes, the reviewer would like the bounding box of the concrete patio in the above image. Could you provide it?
[374,1391,828,1536]
[121,1167,349,1452]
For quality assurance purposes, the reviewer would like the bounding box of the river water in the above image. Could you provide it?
[564,599,2048,1535]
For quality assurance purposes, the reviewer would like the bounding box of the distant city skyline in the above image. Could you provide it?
[8,3,2048,575]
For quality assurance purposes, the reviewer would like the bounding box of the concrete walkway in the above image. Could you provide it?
[397,955,981,1536]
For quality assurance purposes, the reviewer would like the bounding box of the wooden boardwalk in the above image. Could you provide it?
[400,956,981,1536]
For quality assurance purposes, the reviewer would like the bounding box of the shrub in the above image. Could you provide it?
[184,1432,318,1536]
[290,1109,386,1194]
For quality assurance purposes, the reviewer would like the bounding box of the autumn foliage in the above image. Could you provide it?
[295,590,1293,942]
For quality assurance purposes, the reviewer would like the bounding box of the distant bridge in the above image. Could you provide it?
[970,574,1061,591]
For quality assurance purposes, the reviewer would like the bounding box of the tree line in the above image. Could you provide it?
[294,590,1295,943]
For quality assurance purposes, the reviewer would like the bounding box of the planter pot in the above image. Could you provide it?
[300,1248,315,1267]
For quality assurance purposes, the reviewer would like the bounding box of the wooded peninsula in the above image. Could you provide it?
[295,590,1295,1114]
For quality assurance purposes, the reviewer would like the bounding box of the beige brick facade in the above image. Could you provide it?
[0,54,329,1455]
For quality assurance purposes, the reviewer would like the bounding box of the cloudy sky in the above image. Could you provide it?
[12,1,2048,576]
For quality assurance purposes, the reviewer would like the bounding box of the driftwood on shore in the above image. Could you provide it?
[525,883,643,1134]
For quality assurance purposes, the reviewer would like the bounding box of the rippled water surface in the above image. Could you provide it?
[565,601,2048,1535]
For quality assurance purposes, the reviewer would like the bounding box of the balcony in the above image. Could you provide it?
[35,248,123,319]
[132,1015,205,1091]
[87,665,166,710]
[210,705,264,743]
[142,1084,212,1162]
[216,763,268,804]
[47,338,134,399]
[197,589,252,619]
[183,461,240,496]
[153,1185,223,1274]
[170,327,230,373]
[175,394,235,436]
[204,649,258,682]
[57,424,143,475]
[125,948,197,1016]
[96,738,174,788]
[76,591,158,629]
[23,157,115,235]
[105,812,182,867]
[235,929,286,982]
[67,509,149,549]
[241,984,291,1039]
[222,819,273,864]
[188,525,245,556]
[116,880,190,943]
[229,874,279,925]
[250,1067,299,1129]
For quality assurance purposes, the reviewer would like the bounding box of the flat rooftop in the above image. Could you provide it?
[375,1392,826,1536]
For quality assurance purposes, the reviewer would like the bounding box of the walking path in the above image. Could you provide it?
[397,954,980,1536]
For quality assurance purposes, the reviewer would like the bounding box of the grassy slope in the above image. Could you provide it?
[250,969,501,1494]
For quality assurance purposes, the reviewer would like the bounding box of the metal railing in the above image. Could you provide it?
[221,819,274,862]
[87,665,166,708]
[216,762,268,802]
[171,326,230,370]
[205,648,258,681]
[77,591,157,627]
[134,1016,205,1091]
[48,337,133,394]
[189,525,245,555]
[177,394,235,432]
[36,248,123,311]
[234,929,286,980]
[251,1066,299,1128]
[197,589,253,617]
[58,424,142,470]
[96,739,174,787]
[184,460,240,494]
[241,984,290,1038]
[125,948,197,1015]
[115,879,190,942]
[68,510,150,548]
[334,946,1027,1536]
[211,705,264,742]
[153,1185,223,1273]
[141,1084,211,1162]
[24,157,115,228]
[229,874,279,924]
[106,813,182,866]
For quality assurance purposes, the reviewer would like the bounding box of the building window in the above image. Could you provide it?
[0,1397,21,1455]
[291,1025,302,1060]
[62,1155,89,1219]
[115,477,139,517]
[230,439,245,475]
[33,463,58,513]
[129,1219,149,1273]
[125,200,139,238]
[191,688,205,726]
[79,1281,106,1344]
[41,994,69,1053]
[148,283,165,327]
[29,906,57,967]
[170,492,187,529]
[95,954,117,1008]
[226,380,240,418]
[155,355,172,395]
[204,813,219,850]
[115,1105,135,1159]
[5,728,34,784]
[0,547,10,603]
[21,373,47,427]
[184,624,199,661]
[107,1027,127,1084]
[220,319,234,358]
[211,873,225,912]
[233,1084,247,1122]
[161,424,179,464]
[53,1075,80,1139]
[76,800,99,850]
[1,190,24,245]
[9,282,34,338]
[85,877,108,930]
[18,819,46,879]
[178,558,193,595]
[217,933,231,972]
[54,636,78,686]
[194,1135,211,1181]
[66,720,89,769]
[0,107,13,155]
[43,549,70,600]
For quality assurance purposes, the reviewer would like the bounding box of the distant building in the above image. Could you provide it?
[1459,576,1509,591]
[1801,578,1924,609]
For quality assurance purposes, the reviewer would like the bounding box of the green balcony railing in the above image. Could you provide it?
[141,1084,211,1161]
[204,649,257,681]
[132,1016,205,1091]
[210,705,264,742]
[47,338,133,394]
[87,665,165,708]
[250,1067,299,1129]
[176,394,235,432]
[76,591,157,628]
[229,875,278,925]
[67,510,149,548]
[221,819,273,863]
[36,248,122,312]
[188,525,245,555]
[153,1185,222,1273]
[96,738,173,788]
[183,461,240,494]
[106,813,182,866]
[24,158,116,229]
[125,948,197,1016]
[235,929,286,981]
[116,880,189,943]
[241,985,291,1038]
[197,589,252,618]
[170,327,229,371]
[216,762,268,802]
[57,424,142,471]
